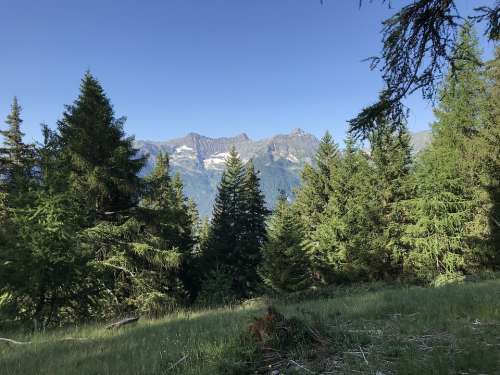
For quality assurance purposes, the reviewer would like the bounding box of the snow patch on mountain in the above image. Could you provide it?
[175,145,194,153]
[203,152,230,170]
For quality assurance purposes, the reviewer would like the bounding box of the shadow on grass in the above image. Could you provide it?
[2,280,500,375]
[0,305,266,375]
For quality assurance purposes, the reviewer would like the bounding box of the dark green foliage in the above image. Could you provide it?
[195,266,237,307]
[401,25,494,283]
[369,119,413,277]
[85,153,194,316]
[306,138,378,283]
[293,132,340,233]
[479,46,500,264]
[203,148,268,299]
[240,159,269,288]
[259,192,310,292]
[0,97,36,204]
[204,147,247,298]
[1,192,98,328]
[57,72,145,217]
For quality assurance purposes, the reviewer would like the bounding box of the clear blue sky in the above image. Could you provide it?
[0,0,496,144]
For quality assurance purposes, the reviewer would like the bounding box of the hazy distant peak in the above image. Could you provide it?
[235,132,250,141]
[291,128,306,136]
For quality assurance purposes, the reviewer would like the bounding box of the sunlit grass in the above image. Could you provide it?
[1,280,499,374]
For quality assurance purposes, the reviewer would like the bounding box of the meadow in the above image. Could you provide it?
[1,279,499,374]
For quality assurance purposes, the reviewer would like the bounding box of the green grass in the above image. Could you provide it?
[1,280,500,374]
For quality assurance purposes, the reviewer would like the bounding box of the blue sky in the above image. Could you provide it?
[0,0,496,144]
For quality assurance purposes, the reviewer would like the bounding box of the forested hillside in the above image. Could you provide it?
[0,24,499,334]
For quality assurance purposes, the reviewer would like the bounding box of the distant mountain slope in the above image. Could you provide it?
[410,130,433,154]
[135,129,431,216]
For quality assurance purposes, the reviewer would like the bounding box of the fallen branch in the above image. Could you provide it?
[348,329,383,336]
[0,337,91,345]
[0,338,31,345]
[105,316,139,330]
[289,359,315,374]
[168,354,188,371]
[359,345,369,365]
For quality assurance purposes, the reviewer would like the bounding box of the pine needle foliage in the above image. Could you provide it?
[401,24,494,283]
[259,192,311,293]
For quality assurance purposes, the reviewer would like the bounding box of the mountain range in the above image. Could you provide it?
[135,129,432,217]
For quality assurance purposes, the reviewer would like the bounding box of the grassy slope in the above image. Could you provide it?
[1,280,500,374]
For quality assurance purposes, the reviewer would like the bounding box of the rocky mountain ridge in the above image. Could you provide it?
[135,129,431,216]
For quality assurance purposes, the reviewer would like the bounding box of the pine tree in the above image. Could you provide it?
[293,131,340,233]
[402,24,492,283]
[57,72,145,217]
[480,46,500,264]
[240,159,269,290]
[0,97,35,203]
[1,191,99,327]
[87,153,194,316]
[203,147,260,299]
[37,124,68,195]
[259,192,310,292]
[306,137,377,283]
[0,190,18,321]
[369,118,413,278]
[142,154,194,256]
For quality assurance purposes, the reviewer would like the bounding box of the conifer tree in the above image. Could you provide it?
[480,46,500,264]
[293,131,340,233]
[57,72,145,217]
[305,138,377,283]
[203,147,265,299]
[35,123,70,197]
[369,119,413,277]
[0,191,19,321]
[1,189,99,327]
[259,192,310,292]
[402,24,492,283]
[0,97,35,203]
[87,153,194,316]
[240,159,269,289]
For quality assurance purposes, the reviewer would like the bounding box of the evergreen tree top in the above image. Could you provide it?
[57,71,145,214]
[2,97,25,147]
[451,22,482,72]
[433,23,485,141]
[219,146,244,187]
[58,71,128,157]
[149,152,170,182]
[316,131,339,170]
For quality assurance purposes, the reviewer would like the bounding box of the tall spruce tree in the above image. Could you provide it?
[402,24,493,283]
[305,137,378,283]
[0,97,35,203]
[240,159,268,289]
[480,46,500,265]
[203,147,266,299]
[57,72,145,217]
[369,119,413,278]
[293,131,340,233]
[259,192,310,292]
